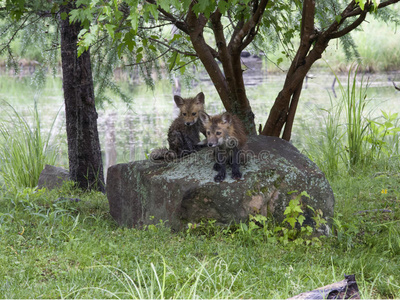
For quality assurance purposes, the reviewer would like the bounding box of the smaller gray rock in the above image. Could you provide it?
[38,165,70,190]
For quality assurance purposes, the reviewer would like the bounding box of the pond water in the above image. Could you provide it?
[1,64,399,179]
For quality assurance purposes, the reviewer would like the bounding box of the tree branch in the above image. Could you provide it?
[125,48,170,66]
[0,13,37,54]
[147,36,198,57]
[146,0,189,34]
[329,10,367,39]
[186,2,231,110]
[211,9,232,70]
[378,0,400,9]
[287,0,315,77]
[230,0,269,53]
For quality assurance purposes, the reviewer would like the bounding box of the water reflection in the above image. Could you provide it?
[1,65,399,176]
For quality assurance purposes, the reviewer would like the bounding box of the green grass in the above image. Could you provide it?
[1,170,400,298]
[0,101,59,190]
[299,64,400,179]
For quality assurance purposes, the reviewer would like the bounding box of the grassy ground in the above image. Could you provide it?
[1,66,400,299]
[1,169,400,298]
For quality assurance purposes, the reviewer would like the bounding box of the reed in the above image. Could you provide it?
[0,101,58,189]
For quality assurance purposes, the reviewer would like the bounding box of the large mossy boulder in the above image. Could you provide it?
[106,136,334,232]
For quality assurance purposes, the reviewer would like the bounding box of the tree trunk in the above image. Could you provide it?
[184,3,261,135]
[60,2,105,192]
[261,0,377,140]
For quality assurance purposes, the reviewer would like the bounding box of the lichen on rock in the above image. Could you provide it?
[107,135,334,232]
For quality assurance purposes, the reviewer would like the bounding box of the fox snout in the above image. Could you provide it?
[185,121,196,126]
[206,137,220,147]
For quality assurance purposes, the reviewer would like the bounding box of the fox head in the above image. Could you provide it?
[174,92,205,126]
[199,112,236,148]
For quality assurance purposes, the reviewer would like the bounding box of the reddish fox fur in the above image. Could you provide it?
[150,92,206,160]
[199,111,247,182]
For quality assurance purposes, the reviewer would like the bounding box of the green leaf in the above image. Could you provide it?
[355,0,365,10]
[192,0,215,18]
[335,15,342,24]
[136,53,143,63]
[76,0,90,7]
[284,206,292,215]
[298,215,305,226]
[168,51,179,72]
[69,9,81,23]
[381,110,389,119]
[294,206,303,213]
[300,191,310,198]
[128,11,139,32]
[146,3,159,20]
[60,12,68,20]
[218,0,229,14]
[77,45,86,57]
[286,217,296,229]
[385,121,393,128]
[182,0,192,10]
[105,24,116,39]
[77,28,88,39]
[158,0,171,12]
[117,43,126,58]
[170,33,182,44]
[287,190,298,195]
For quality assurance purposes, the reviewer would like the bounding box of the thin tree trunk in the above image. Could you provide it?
[60,2,105,192]
[261,0,381,140]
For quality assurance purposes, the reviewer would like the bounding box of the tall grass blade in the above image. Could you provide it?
[0,100,60,190]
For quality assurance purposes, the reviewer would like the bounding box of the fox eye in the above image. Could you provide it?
[182,113,187,116]
[216,131,221,136]
[192,112,196,116]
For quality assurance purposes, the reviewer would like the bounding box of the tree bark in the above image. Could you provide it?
[60,2,105,192]
[184,1,271,135]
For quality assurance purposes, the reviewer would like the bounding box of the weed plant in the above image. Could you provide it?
[302,65,400,178]
[0,101,59,189]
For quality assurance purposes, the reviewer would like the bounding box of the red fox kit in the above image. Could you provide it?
[150,92,206,160]
[199,111,247,182]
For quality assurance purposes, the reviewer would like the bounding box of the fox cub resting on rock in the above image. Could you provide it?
[199,111,247,182]
[150,92,206,160]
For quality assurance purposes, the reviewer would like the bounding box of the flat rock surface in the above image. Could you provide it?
[106,135,334,231]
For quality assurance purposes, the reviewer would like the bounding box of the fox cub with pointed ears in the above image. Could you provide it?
[199,111,247,182]
[151,92,206,160]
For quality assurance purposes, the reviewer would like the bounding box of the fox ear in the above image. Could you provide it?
[199,111,210,124]
[174,95,184,108]
[221,112,231,124]
[195,92,205,104]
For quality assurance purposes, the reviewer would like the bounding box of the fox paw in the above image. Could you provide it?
[231,170,242,180]
[213,163,222,171]
[214,172,226,182]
